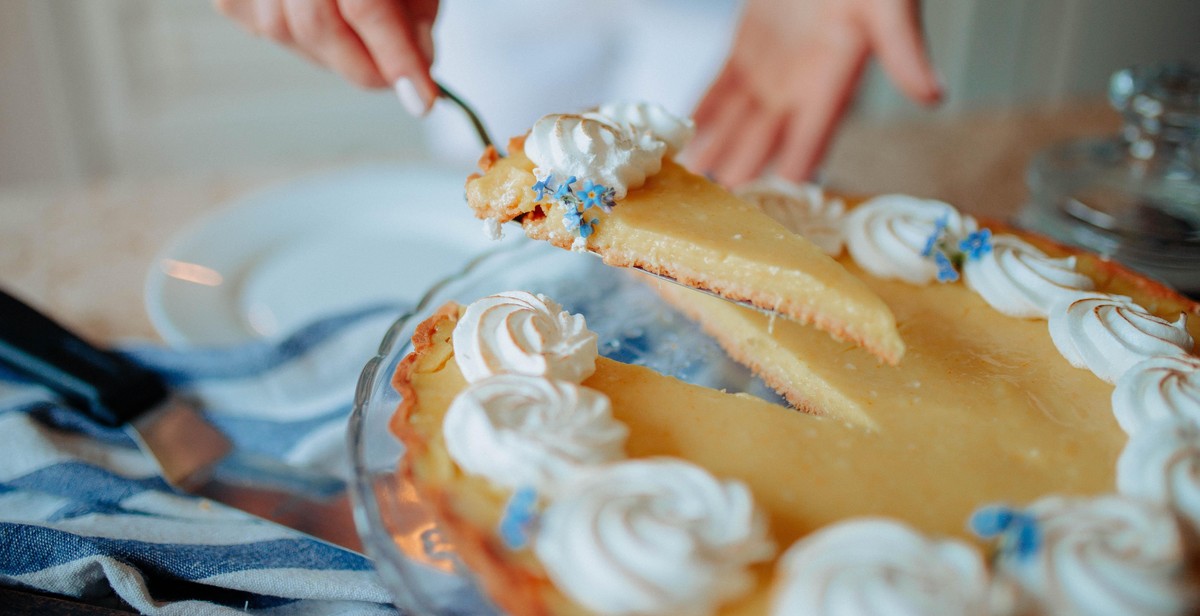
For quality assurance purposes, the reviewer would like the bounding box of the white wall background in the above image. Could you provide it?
[858,0,1200,116]
[2,0,1198,187]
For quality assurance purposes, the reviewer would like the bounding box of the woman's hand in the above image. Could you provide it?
[687,0,941,186]
[214,0,440,115]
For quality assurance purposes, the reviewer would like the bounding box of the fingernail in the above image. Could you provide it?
[394,78,429,117]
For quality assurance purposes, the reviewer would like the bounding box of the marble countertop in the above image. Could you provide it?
[1,101,1117,345]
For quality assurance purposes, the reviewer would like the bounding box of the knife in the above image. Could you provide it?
[0,288,357,548]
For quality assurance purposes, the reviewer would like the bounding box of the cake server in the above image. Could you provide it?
[0,288,357,546]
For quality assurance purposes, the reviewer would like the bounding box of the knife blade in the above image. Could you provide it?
[0,288,356,548]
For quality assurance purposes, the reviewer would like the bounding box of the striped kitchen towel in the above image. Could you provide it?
[0,303,404,615]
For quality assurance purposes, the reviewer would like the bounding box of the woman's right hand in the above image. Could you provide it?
[214,0,440,116]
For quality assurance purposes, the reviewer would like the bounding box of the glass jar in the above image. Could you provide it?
[1019,61,1200,296]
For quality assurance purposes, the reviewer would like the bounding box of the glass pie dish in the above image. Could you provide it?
[347,237,783,614]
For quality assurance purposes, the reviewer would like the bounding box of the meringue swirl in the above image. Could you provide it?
[1047,293,1193,383]
[961,234,1094,319]
[771,518,990,616]
[1112,355,1200,435]
[735,178,847,256]
[525,113,665,199]
[1118,419,1200,530]
[995,495,1195,616]
[535,458,773,616]
[442,374,627,492]
[589,101,694,156]
[452,291,598,384]
[843,195,978,284]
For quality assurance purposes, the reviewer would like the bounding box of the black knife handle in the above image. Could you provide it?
[0,288,167,428]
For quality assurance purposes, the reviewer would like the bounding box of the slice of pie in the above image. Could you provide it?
[465,109,904,365]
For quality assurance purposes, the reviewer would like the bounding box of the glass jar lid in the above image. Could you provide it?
[1020,61,1200,296]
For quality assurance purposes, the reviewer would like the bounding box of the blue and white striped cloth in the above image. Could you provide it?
[0,304,405,614]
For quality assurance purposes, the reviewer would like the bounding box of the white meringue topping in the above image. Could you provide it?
[452,291,598,384]
[525,113,665,199]
[535,458,773,616]
[995,495,1196,616]
[589,101,694,156]
[735,178,847,256]
[843,195,978,284]
[1048,293,1193,383]
[1118,419,1200,531]
[1112,355,1200,435]
[961,234,1095,319]
[771,518,991,616]
[442,374,627,493]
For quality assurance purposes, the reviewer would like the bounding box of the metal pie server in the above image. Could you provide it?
[0,288,359,548]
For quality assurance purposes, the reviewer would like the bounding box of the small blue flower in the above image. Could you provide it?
[969,505,1015,537]
[934,251,959,283]
[578,180,608,210]
[579,217,598,238]
[499,486,539,550]
[921,237,938,259]
[970,504,1041,561]
[1011,517,1041,559]
[600,188,617,212]
[562,206,584,232]
[921,214,950,257]
[554,176,578,201]
[959,229,993,261]
[531,174,554,202]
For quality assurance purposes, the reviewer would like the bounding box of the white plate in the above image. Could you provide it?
[145,163,511,347]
